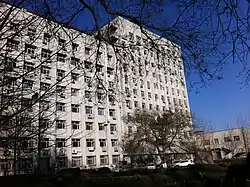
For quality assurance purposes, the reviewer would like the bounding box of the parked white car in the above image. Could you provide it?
[146,163,156,170]
[174,160,194,167]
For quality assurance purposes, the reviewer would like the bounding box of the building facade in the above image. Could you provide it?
[0,3,190,174]
[195,128,250,162]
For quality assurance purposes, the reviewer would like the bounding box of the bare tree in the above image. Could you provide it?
[121,109,192,164]
[1,0,249,174]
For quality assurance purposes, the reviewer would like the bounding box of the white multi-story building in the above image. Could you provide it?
[0,3,190,174]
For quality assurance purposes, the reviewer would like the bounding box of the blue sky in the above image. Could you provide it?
[188,62,250,130]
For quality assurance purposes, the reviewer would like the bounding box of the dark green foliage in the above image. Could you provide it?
[0,164,230,187]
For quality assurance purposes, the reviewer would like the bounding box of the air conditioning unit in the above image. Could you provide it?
[72,149,77,154]
[60,93,65,98]
[45,75,51,80]
[114,146,118,152]
[88,114,94,119]
[88,147,95,152]
[31,54,36,59]
[102,147,107,152]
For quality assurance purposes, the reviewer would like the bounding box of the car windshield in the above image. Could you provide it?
[180,160,188,163]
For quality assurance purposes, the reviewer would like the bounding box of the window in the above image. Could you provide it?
[107,55,112,61]
[56,120,66,129]
[99,139,106,147]
[125,87,129,95]
[110,124,117,134]
[40,82,50,91]
[97,92,103,100]
[9,22,19,31]
[141,91,145,97]
[85,47,91,55]
[71,104,79,113]
[155,94,158,100]
[41,49,51,58]
[234,136,240,141]
[107,67,114,75]
[148,92,152,98]
[23,79,33,90]
[71,73,79,83]
[41,66,50,75]
[111,139,117,147]
[133,89,137,95]
[224,136,232,142]
[40,118,50,128]
[56,138,66,147]
[72,156,82,167]
[72,138,80,147]
[72,43,78,52]
[84,76,91,82]
[100,155,108,166]
[24,62,34,72]
[134,101,138,108]
[43,33,51,44]
[153,73,156,78]
[25,44,36,56]
[56,102,66,112]
[70,57,79,66]
[56,85,66,94]
[126,100,131,108]
[86,139,95,147]
[57,157,67,168]
[98,108,104,115]
[96,64,103,72]
[156,105,159,111]
[161,95,165,103]
[149,104,152,110]
[98,123,105,131]
[108,81,114,90]
[6,39,19,50]
[5,57,16,70]
[108,95,115,103]
[57,53,66,62]
[204,140,210,145]
[172,88,175,95]
[85,106,93,114]
[109,109,115,117]
[85,91,91,99]
[27,28,36,40]
[84,61,92,69]
[112,155,120,165]
[71,88,79,96]
[128,126,132,135]
[142,102,145,108]
[41,138,49,148]
[86,122,93,130]
[87,156,96,166]
[147,81,150,89]
[58,38,66,48]
[72,121,80,130]
[57,69,65,81]
[214,138,219,144]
